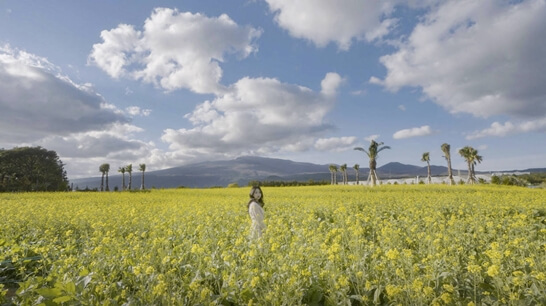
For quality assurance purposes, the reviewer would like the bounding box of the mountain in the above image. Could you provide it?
[69,156,543,189]
[378,162,455,178]
[70,156,332,189]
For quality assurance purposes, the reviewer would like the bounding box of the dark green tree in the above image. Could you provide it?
[0,146,69,192]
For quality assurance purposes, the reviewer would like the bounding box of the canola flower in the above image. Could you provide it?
[0,185,544,305]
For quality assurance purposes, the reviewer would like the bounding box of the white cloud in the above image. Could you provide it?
[398,105,406,111]
[126,106,152,117]
[265,0,398,50]
[321,72,344,96]
[372,0,546,119]
[466,118,546,139]
[365,134,380,142]
[89,8,262,94]
[0,46,174,179]
[0,45,128,144]
[161,73,341,158]
[314,136,357,152]
[351,90,366,96]
[393,125,432,139]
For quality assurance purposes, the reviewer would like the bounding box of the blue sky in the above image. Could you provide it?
[1,0,545,179]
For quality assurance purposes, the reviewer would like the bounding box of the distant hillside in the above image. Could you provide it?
[70,156,544,189]
[70,156,332,189]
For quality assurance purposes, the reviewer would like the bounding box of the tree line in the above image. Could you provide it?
[0,147,69,192]
[329,141,484,186]
[98,163,147,191]
[247,179,329,187]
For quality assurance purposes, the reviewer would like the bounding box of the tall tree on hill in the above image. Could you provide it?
[139,163,146,190]
[354,140,391,187]
[340,164,348,185]
[421,152,431,184]
[353,164,360,185]
[329,165,338,185]
[118,166,126,191]
[441,143,455,185]
[126,164,133,190]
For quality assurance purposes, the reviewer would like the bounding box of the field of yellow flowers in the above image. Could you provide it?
[1,185,545,305]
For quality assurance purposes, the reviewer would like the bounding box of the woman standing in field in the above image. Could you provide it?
[248,186,266,240]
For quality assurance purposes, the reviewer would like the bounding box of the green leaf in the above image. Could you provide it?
[78,268,90,277]
[373,286,383,304]
[53,296,72,304]
[65,282,76,294]
[36,288,62,298]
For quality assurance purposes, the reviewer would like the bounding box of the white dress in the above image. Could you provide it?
[248,201,265,239]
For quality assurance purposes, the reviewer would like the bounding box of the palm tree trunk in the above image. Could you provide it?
[100,173,104,191]
[471,163,476,184]
[466,162,473,184]
[369,159,376,187]
[105,172,109,191]
[370,169,376,186]
[447,157,454,185]
[140,171,145,190]
[427,161,431,184]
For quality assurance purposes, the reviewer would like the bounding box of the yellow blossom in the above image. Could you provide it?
[487,265,500,277]
[386,248,400,260]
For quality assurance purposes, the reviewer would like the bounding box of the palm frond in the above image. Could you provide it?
[354,147,370,156]
[377,146,391,153]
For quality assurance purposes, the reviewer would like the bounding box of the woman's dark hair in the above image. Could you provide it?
[247,186,265,210]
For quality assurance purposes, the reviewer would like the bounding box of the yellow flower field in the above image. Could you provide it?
[1,185,545,305]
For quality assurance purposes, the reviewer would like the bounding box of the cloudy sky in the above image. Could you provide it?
[1,0,545,179]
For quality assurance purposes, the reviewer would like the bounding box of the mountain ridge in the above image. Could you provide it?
[70,156,545,189]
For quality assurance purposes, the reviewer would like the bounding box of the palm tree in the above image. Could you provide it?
[353,164,360,185]
[139,164,146,190]
[340,164,348,185]
[354,140,391,187]
[118,167,126,191]
[441,143,455,185]
[329,165,338,185]
[99,164,107,191]
[328,165,335,185]
[104,163,110,191]
[421,152,431,184]
[459,146,482,184]
[99,163,111,191]
[470,149,483,183]
[126,164,133,190]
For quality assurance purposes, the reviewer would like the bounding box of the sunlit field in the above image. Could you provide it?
[1,185,545,305]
